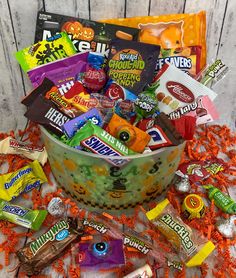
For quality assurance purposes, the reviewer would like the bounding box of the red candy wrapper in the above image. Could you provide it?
[171,116,196,140]
[176,157,227,183]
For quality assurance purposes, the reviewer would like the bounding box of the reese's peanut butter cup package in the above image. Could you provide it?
[101,11,206,70]
[107,39,160,94]
[35,11,140,58]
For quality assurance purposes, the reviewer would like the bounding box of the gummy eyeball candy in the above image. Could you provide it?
[93,242,109,256]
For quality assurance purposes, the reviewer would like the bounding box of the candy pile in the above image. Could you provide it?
[0,9,235,278]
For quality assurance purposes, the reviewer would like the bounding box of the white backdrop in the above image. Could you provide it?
[0,0,236,132]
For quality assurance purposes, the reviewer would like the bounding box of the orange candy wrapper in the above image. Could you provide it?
[101,11,206,71]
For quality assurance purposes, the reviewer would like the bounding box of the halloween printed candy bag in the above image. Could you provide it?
[101,11,206,70]
[35,11,140,58]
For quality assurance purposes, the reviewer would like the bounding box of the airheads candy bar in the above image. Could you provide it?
[101,11,207,70]
[16,32,77,72]
[24,95,71,136]
[35,11,140,57]
[168,95,219,125]
[107,39,160,94]
[157,46,201,77]
[68,121,136,167]
[0,136,47,165]
[62,108,103,138]
[146,199,215,267]
[0,199,47,231]
[0,160,48,201]
[27,52,89,93]
[154,63,217,114]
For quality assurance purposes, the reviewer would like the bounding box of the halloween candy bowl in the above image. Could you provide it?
[40,126,185,212]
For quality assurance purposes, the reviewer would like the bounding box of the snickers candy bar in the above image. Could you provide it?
[17,218,84,276]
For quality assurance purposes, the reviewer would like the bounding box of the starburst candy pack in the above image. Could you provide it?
[101,11,206,73]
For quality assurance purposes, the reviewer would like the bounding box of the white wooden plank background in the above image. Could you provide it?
[0,1,236,278]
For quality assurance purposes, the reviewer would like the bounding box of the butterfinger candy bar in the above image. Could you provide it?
[106,114,151,153]
[35,11,140,57]
[0,199,47,231]
[16,32,77,72]
[0,160,48,201]
[17,218,84,276]
[146,112,184,150]
[0,136,48,165]
[107,39,160,94]
[153,63,217,114]
[146,199,215,267]
[68,121,136,167]
[24,95,71,136]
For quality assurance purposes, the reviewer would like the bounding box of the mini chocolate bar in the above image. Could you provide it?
[17,218,84,276]
[35,11,140,57]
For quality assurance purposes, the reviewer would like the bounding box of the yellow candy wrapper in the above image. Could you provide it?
[0,160,48,201]
[15,32,77,72]
[101,11,206,70]
[0,137,47,165]
[146,199,215,267]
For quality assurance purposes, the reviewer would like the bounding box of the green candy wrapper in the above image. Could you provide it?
[0,199,47,231]
[15,32,77,72]
[204,184,236,214]
[68,121,135,167]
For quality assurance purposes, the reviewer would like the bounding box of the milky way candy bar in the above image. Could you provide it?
[24,95,71,136]
[17,218,84,276]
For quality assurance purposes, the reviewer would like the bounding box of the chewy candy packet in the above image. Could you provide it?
[171,116,196,141]
[17,218,84,276]
[146,199,215,267]
[204,184,236,214]
[154,63,217,114]
[101,11,206,70]
[168,95,219,125]
[62,108,103,138]
[157,46,201,77]
[106,113,151,153]
[0,160,48,201]
[176,157,227,183]
[74,239,125,269]
[35,11,140,57]
[67,121,135,167]
[0,136,47,165]
[107,39,160,94]
[24,95,71,136]
[0,199,47,231]
[16,32,76,72]
[198,59,229,87]
[27,52,89,93]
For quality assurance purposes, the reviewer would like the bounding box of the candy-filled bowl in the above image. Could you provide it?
[41,126,185,212]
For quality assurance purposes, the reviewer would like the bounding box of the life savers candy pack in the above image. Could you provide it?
[107,39,160,94]
[16,32,77,72]
[35,11,140,58]
[100,11,206,70]
[153,63,217,114]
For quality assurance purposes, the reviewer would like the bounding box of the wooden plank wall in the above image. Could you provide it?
[0,0,236,132]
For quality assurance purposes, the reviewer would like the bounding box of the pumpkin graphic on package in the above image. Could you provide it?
[81,27,95,41]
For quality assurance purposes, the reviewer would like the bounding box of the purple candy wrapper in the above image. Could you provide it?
[75,239,125,269]
[62,108,103,138]
[28,52,89,95]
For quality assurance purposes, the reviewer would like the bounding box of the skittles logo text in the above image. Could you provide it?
[109,49,145,88]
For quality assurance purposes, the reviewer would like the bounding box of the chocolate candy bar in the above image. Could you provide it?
[17,218,84,276]
[24,95,71,136]
[35,11,140,57]
[62,108,103,138]
[0,199,47,231]
[68,121,136,167]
